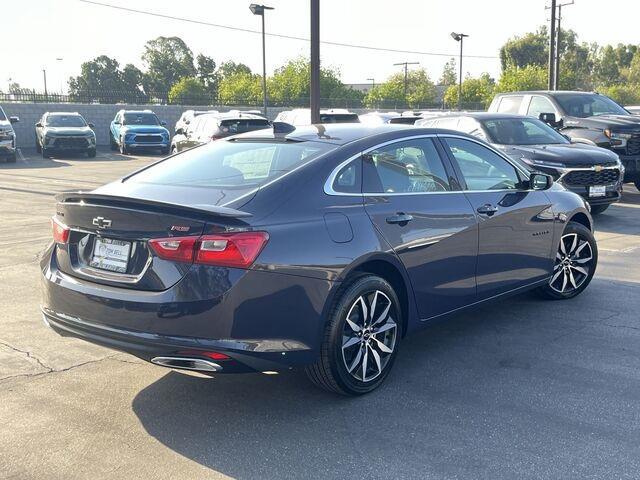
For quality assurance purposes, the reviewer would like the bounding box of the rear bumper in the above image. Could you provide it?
[41,246,334,372]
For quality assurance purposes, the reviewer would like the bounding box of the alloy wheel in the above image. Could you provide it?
[341,290,397,383]
[549,233,594,294]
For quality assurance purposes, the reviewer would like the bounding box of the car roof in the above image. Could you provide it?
[423,112,539,121]
[46,111,82,116]
[120,109,156,114]
[495,90,599,97]
[227,123,466,145]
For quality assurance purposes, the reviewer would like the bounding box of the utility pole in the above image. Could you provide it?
[310,0,320,123]
[42,69,48,101]
[554,1,575,91]
[547,0,557,90]
[393,62,419,107]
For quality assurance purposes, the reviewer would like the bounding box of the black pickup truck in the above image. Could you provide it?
[489,91,640,191]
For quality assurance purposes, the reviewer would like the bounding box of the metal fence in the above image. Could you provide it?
[0,90,485,111]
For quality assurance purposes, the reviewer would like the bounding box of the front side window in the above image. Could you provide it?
[496,96,524,114]
[363,138,451,194]
[444,137,521,191]
[127,140,334,189]
[527,96,556,118]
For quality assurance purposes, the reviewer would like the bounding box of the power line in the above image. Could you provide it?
[78,0,499,60]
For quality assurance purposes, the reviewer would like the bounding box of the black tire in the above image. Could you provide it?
[110,133,118,151]
[170,145,177,155]
[635,180,640,193]
[160,147,170,156]
[36,139,42,153]
[305,275,402,395]
[6,153,16,163]
[119,138,128,155]
[590,204,609,215]
[536,221,598,300]
[87,148,97,158]
[42,148,50,159]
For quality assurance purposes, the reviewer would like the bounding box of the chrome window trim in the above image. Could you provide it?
[324,133,531,197]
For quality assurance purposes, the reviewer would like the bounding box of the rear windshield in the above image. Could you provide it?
[123,113,159,126]
[220,119,271,134]
[47,115,86,127]
[319,114,360,123]
[389,117,420,124]
[127,140,334,189]
[482,118,569,145]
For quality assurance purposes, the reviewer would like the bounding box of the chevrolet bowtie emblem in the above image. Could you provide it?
[593,165,604,172]
[92,216,112,229]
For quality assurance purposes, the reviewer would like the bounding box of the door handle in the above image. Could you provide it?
[476,204,498,216]
[386,213,414,225]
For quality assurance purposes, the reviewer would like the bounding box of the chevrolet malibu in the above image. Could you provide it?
[41,124,597,395]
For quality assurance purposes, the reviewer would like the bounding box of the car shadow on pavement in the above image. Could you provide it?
[130,279,640,479]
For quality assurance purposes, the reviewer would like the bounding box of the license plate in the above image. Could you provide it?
[589,185,606,198]
[90,237,131,273]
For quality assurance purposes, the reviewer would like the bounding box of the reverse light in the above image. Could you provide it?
[148,231,269,268]
[51,217,70,244]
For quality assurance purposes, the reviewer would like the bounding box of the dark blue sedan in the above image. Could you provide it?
[41,124,597,395]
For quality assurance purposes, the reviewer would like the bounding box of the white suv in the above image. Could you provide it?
[0,106,19,163]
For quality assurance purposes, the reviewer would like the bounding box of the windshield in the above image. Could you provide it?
[555,94,628,118]
[46,115,86,128]
[482,118,569,145]
[123,113,160,126]
[127,140,334,189]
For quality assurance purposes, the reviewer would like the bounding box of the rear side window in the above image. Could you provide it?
[127,140,333,189]
[332,160,362,194]
[496,96,524,114]
[220,119,271,134]
[363,138,451,194]
[527,96,556,118]
[320,114,360,124]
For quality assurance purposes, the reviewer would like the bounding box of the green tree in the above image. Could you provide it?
[196,54,218,96]
[217,61,253,80]
[364,68,437,108]
[142,36,196,98]
[598,84,640,106]
[439,58,457,86]
[495,65,547,93]
[218,72,262,105]
[499,28,548,70]
[168,77,209,105]
[68,55,135,102]
[444,73,495,109]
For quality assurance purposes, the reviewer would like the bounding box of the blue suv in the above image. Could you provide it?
[110,109,170,155]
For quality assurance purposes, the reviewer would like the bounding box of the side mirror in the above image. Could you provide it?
[539,112,561,128]
[175,127,184,135]
[88,123,95,129]
[161,121,167,126]
[530,172,553,191]
[113,121,121,125]
[9,116,19,124]
[35,122,43,128]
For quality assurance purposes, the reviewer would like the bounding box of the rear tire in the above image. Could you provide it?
[6,153,16,163]
[42,148,51,159]
[160,147,170,155]
[635,180,640,192]
[590,204,609,215]
[306,275,402,395]
[536,221,597,300]
[87,148,96,158]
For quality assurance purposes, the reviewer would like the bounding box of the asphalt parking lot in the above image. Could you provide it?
[1,147,640,480]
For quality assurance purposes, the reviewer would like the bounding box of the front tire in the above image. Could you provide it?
[119,137,128,155]
[42,148,51,159]
[536,221,597,300]
[6,153,16,163]
[306,275,402,395]
[635,180,640,192]
[36,139,42,153]
[87,148,96,158]
[590,204,609,215]
[110,132,117,151]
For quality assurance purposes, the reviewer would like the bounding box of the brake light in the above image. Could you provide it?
[148,232,269,268]
[51,217,70,244]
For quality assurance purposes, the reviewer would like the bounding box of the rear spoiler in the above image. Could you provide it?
[56,191,252,218]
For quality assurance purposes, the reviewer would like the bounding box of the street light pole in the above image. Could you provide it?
[42,69,48,101]
[547,0,557,90]
[553,1,574,91]
[450,32,469,111]
[249,4,274,117]
[310,0,320,124]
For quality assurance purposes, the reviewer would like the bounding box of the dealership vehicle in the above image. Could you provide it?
[109,109,170,155]
[489,91,640,191]
[42,124,597,395]
[418,113,623,214]
[359,111,422,125]
[173,109,219,136]
[35,112,96,158]
[275,108,360,125]
[0,106,19,163]
[625,106,640,115]
[171,111,270,153]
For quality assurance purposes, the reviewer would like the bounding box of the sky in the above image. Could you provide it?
[3,0,640,93]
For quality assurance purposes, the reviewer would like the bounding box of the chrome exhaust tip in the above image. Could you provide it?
[150,356,222,372]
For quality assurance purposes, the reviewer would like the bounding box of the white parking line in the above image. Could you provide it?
[17,149,29,164]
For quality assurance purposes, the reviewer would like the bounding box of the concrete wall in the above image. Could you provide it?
[0,102,413,148]
[0,103,294,148]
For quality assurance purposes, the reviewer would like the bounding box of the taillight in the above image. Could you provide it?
[51,217,70,244]
[148,232,269,268]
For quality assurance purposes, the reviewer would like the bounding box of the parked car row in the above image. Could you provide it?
[0,105,19,163]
